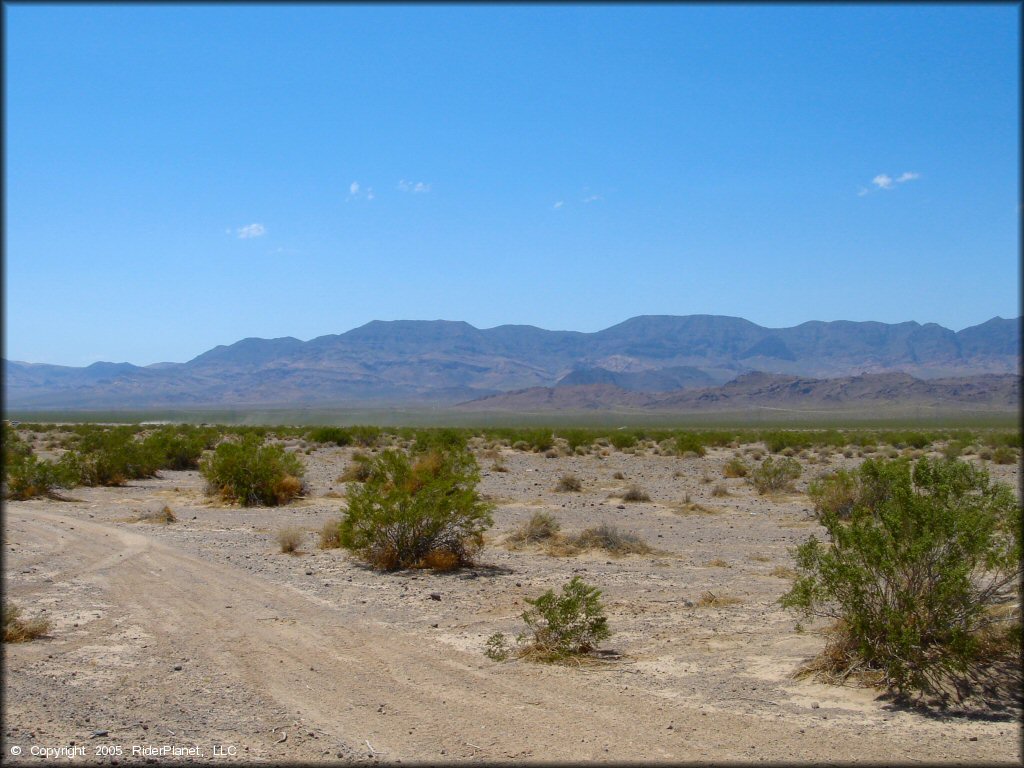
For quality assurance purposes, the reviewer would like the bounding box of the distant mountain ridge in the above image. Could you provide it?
[4,314,1019,410]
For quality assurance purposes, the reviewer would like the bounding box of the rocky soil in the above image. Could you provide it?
[3,439,1020,763]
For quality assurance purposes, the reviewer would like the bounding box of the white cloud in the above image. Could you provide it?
[872,174,894,190]
[236,223,266,239]
[553,200,564,209]
[346,181,375,202]
[856,187,869,197]
[583,194,603,203]
[896,171,920,183]
[398,179,431,193]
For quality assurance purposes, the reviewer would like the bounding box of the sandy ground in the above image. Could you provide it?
[3,440,1021,764]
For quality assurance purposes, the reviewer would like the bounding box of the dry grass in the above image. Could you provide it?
[506,512,561,549]
[416,549,463,572]
[130,505,177,524]
[696,591,742,608]
[273,475,304,505]
[276,526,304,554]
[555,474,583,492]
[546,524,653,557]
[748,554,773,563]
[723,458,749,478]
[672,501,720,516]
[4,603,50,643]
[319,519,342,549]
[620,484,651,502]
[612,471,626,480]
[769,565,800,579]
[710,483,730,497]
[705,558,731,568]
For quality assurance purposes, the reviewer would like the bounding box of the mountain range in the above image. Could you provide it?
[4,315,1019,411]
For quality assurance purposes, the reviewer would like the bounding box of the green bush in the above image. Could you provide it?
[338,447,493,571]
[412,428,469,455]
[307,426,353,447]
[4,452,76,500]
[199,435,305,506]
[141,426,208,470]
[807,469,861,519]
[608,431,638,451]
[673,433,707,457]
[518,577,611,661]
[781,457,1021,694]
[750,456,801,494]
[64,427,163,486]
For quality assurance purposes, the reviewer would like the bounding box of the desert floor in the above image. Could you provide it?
[3,440,1021,764]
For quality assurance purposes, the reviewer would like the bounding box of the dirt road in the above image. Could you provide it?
[3,446,1020,763]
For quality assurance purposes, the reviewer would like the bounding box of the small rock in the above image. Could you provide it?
[429,593,441,601]
[969,736,978,741]
[91,730,108,738]
[431,623,438,628]
[173,665,182,671]
[616,504,625,510]
[810,702,820,709]
[305,570,314,576]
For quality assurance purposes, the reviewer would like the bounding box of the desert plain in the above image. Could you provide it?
[3,433,1021,764]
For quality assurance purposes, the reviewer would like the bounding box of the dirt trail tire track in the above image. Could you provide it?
[5,505,1018,763]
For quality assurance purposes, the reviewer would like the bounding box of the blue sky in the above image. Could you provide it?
[5,4,1019,366]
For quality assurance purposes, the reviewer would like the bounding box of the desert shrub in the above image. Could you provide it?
[570,524,651,555]
[608,431,638,451]
[522,429,554,453]
[723,457,749,478]
[3,603,50,642]
[348,425,382,447]
[807,469,860,520]
[621,484,651,502]
[559,429,598,452]
[507,512,562,547]
[750,456,801,494]
[941,441,965,460]
[781,457,1021,694]
[319,519,343,549]
[276,526,304,553]
[63,427,163,486]
[307,426,353,447]
[761,430,812,454]
[673,433,707,457]
[339,451,373,482]
[484,632,513,661]
[518,577,611,661]
[141,426,208,470]
[338,448,493,571]
[412,428,469,455]
[134,505,176,524]
[711,483,730,497]
[4,452,77,500]
[199,435,305,506]
[992,446,1017,465]
[556,474,583,492]
[612,471,626,480]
